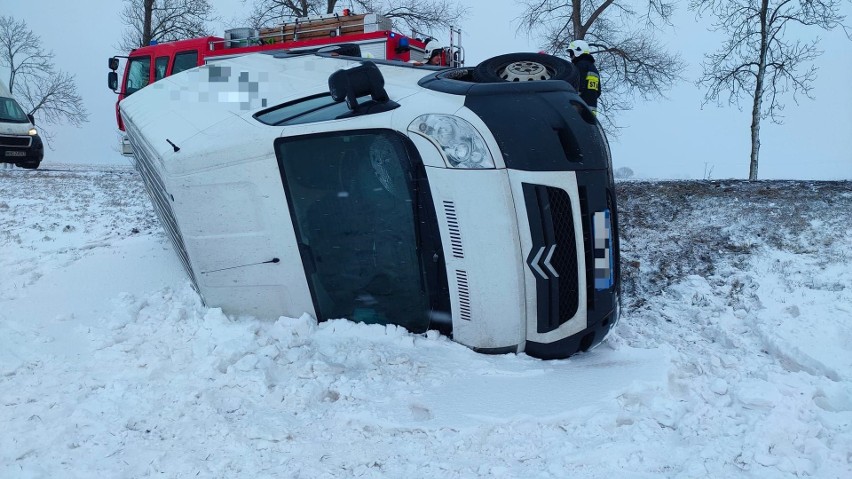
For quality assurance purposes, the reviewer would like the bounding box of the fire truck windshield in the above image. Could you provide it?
[125,56,151,95]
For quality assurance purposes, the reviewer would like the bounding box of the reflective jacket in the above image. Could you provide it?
[571,54,600,112]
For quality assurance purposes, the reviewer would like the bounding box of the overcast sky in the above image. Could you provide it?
[3,0,850,179]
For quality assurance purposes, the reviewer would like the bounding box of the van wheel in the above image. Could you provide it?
[472,53,577,83]
[15,162,40,170]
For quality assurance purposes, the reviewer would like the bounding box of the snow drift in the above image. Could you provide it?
[1,164,850,478]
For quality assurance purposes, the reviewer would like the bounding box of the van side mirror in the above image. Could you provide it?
[328,61,388,111]
[27,114,35,125]
[108,71,118,91]
[109,57,120,70]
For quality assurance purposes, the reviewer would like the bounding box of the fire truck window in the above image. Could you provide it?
[172,51,199,74]
[154,56,169,81]
[125,56,151,95]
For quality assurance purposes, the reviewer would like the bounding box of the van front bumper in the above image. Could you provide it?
[0,134,43,165]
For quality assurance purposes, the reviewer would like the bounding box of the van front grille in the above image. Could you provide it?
[522,183,580,334]
[0,135,31,148]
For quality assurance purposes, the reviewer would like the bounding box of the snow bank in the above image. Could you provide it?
[1,167,850,478]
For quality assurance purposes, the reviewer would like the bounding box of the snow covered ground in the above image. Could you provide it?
[1,164,850,478]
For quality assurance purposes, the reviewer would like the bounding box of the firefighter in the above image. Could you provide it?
[427,47,444,65]
[567,39,600,115]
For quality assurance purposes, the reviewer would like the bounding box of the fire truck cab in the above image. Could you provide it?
[108,12,458,156]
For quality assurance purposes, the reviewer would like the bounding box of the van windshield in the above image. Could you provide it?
[0,97,29,123]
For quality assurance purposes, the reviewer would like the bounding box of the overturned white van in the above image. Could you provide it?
[0,81,43,169]
[119,49,621,359]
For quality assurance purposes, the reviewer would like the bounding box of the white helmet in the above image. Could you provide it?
[568,39,591,56]
[425,44,444,63]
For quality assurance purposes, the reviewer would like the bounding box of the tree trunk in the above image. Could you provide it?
[749,0,770,181]
[142,0,155,46]
[749,101,761,180]
[571,0,582,38]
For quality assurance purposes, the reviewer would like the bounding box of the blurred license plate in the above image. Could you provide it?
[4,151,25,157]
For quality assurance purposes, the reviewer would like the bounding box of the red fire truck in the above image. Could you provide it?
[108,11,462,155]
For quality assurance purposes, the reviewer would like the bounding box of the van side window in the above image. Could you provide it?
[125,56,151,95]
[254,93,379,126]
[172,51,199,74]
[154,56,169,81]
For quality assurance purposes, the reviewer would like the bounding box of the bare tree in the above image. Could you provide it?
[0,16,88,143]
[243,0,331,23]
[690,0,848,180]
[517,1,686,131]
[119,0,217,51]
[14,72,88,128]
[350,0,467,33]
[241,0,466,34]
[0,16,52,93]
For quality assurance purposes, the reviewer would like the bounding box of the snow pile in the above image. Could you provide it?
[1,166,850,478]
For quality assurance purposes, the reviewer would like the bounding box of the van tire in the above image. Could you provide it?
[473,53,577,84]
[15,162,40,170]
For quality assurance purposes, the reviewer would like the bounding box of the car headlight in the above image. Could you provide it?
[28,128,37,136]
[407,114,494,169]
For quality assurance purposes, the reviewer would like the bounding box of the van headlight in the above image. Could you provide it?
[408,114,494,169]
[28,128,37,136]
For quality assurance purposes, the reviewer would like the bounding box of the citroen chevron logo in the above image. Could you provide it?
[528,244,559,280]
